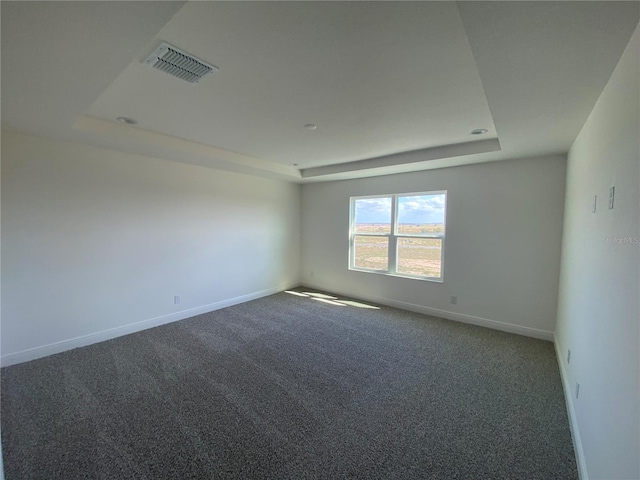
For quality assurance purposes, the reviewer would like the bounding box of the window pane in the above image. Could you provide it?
[397,194,445,236]
[397,237,442,278]
[353,235,388,270]
[354,197,391,234]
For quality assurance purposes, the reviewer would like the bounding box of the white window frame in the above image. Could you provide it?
[348,191,447,282]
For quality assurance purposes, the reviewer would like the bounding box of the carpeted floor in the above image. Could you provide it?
[1,288,577,479]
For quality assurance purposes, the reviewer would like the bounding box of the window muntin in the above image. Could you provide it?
[349,191,446,281]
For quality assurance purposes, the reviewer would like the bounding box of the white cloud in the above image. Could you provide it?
[398,194,445,223]
[355,194,445,224]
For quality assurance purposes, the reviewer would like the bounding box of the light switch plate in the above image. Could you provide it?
[608,186,615,210]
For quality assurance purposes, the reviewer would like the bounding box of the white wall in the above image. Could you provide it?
[301,155,566,339]
[1,130,301,365]
[555,24,640,480]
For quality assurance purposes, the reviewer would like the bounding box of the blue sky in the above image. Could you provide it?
[355,194,445,224]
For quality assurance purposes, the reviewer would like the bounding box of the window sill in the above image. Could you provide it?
[349,267,444,283]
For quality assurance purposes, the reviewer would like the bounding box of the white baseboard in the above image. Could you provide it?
[1,285,291,367]
[554,336,588,480]
[300,282,554,341]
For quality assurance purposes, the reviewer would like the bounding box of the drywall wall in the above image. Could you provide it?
[0,141,3,479]
[555,24,639,480]
[1,131,301,365]
[301,155,566,339]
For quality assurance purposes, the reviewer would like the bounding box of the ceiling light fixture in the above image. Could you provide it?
[116,117,137,125]
[471,128,488,135]
[304,124,317,130]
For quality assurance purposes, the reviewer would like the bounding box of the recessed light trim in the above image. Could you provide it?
[471,128,488,135]
[304,124,317,130]
[116,117,137,125]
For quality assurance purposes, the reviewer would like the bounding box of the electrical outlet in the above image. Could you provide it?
[450,295,457,305]
[576,382,580,399]
[174,295,181,305]
[567,349,571,364]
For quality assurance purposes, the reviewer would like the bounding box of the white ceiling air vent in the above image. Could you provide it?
[144,42,218,84]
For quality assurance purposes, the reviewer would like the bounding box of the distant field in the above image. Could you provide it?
[353,224,443,277]
[354,223,444,235]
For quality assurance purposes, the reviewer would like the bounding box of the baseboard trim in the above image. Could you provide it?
[1,285,291,367]
[300,282,554,341]
[554,336,588,480]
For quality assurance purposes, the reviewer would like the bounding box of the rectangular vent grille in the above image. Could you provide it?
[144,42,217,84]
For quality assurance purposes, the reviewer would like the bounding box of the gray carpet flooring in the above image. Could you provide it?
[1,288,578,479]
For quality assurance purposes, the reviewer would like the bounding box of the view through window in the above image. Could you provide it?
[349,191,446,281]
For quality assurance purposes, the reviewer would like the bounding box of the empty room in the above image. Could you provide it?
[1,2,638,479]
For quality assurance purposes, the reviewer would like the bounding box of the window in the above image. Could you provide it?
[349,191,447,281]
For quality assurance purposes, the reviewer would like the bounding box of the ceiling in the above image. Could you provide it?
[2,1,638,183]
